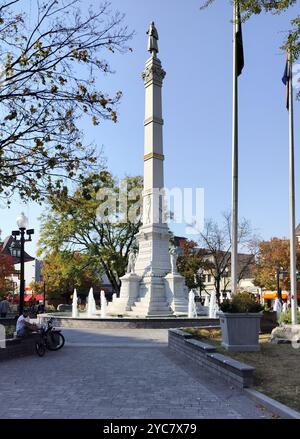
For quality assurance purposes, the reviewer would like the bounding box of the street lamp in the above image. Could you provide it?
[275,266,284,301]
[222,266,229,299]
[11,213,34,315]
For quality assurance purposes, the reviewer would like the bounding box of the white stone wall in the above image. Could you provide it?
[10,259,42,293]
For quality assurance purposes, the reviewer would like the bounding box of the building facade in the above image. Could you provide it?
[0,234,42,296]
[174,236,259,299]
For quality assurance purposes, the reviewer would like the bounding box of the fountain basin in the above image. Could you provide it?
[37,313,220,329]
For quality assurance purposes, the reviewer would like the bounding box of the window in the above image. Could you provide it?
[11,248,21,258]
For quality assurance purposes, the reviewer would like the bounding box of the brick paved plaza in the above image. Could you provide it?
[0,329,274,419]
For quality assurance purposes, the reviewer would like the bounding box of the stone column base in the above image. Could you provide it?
[107,273,140,316]
[164,273,188,316]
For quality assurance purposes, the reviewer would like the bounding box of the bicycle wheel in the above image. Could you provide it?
[35,341,46,357]
[46,331,65,351]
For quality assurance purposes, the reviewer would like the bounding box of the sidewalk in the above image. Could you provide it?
[0,328,275,419]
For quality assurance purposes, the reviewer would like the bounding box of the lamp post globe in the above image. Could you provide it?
[16,212,28,229]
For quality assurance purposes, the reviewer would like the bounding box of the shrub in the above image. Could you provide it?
[5,325,15,339]
[219,292,264,313]
[279,310,300,324]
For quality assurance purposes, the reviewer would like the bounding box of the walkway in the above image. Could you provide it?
[0,328,274,419]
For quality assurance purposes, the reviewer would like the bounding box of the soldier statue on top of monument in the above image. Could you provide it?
[147,22,159,56]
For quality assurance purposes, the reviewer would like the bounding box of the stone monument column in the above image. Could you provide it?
[134,22,171,279]
[128,22,173,317]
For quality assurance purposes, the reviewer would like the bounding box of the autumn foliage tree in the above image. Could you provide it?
[0,252,14,297]
[0,0,132,202]
[253,237,300,291]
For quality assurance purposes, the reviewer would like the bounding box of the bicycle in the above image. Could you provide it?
[35,317,65,357]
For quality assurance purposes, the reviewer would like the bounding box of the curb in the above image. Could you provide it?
[244,388,300,419]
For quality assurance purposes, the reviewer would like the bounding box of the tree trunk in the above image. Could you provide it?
[215,277,221,305]
[106,269,121,296]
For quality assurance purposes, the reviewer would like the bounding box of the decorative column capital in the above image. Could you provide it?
[142,59,166,87]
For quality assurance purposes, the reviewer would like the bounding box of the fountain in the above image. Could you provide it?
[209,291,219,318]
[87,288,96,318]
[40,285,219,329]
[188,291,198,318]
[204,295,210,307]
[72,289,78,318]
[101,290,107,318]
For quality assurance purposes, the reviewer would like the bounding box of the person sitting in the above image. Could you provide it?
[16,309,39,337]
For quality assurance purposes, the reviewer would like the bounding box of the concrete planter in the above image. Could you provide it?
[261,311,278,333]
[218,312,263,352]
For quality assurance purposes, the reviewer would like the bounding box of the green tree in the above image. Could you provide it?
[177,240,206,291]
[32,250,101,302]
[0,0,132,202]
[38,172,143,295]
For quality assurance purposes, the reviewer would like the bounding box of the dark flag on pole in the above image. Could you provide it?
[282,57,290,110]
[236,2,244,76]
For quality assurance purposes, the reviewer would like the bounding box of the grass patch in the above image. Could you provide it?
[184,327,222,345]
[184,327,300,413]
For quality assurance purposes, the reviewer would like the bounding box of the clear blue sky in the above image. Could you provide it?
[0,0,299,256]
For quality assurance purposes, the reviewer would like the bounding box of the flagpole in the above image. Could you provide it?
[288,53,298,326]
[231,0,238,295]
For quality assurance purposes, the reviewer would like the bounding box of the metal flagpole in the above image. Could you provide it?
[288,53,298,325]
[231,0,238,295]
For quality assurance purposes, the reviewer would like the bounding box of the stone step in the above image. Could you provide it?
[131,304,171,313]
[131,298,169,306]
[128,310,174,317]
[131,300,170,308]
[140,290,166,298]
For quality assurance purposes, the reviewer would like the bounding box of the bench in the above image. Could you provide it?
[0,334,39,362]
[168,328,255,388]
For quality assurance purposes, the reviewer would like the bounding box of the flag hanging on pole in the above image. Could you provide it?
[236,2,244,76]
[282,56,290,110]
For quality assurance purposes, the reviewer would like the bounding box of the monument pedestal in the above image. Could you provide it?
[164,272,188,315]
[129,273,173,317]
[134,224,171,277]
